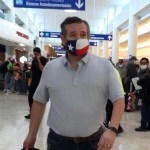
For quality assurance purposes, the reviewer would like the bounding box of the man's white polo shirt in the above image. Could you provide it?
[33,53,124,137]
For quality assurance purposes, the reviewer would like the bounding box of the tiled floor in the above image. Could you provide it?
[0,92,150,150]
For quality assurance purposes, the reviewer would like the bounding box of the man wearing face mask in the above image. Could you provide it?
[116,59,126,88]
[124,56,138,110]
[23,17,125,150]
[135,57,150,131]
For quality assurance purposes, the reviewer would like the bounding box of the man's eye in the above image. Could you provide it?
[81,34,86,38]
[70,34,76,37]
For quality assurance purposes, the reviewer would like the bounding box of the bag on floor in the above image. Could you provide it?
[126,92,136,112]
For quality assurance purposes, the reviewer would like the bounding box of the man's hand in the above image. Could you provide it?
[97,129,116,150]
[36,55,41,61]
[23,134,36,150]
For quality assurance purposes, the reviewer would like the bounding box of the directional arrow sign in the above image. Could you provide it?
[53,46,65,54]
[39,32,60,38]
[75,0,84,9]
[14,0,85,10]
[39,32,113,41]
[107,35,112,40]
[89,42,97,46]
[90,34,113,41]
[39,32,44,37]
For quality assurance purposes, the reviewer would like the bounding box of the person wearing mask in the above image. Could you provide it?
[116,59,126,85]
[124,56,138,110]
[24,47,47,119]
[23,16,125,150]
[135,57,150,131]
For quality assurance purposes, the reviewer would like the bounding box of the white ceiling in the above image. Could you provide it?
[1,0,149,46]
[26,0,129,33]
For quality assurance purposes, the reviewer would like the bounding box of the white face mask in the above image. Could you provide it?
[140,65,147,70]
[134,60,138,64]
[119,64,123,67]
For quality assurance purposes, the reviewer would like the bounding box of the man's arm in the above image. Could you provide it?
[37,56,47,71]
[38,60,45,71]
[109,98,125,129]
[23,101,46,150]
[98,98,125,150]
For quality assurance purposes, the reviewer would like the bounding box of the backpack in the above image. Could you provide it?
[0,61,9,73]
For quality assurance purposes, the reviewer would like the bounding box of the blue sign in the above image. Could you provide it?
[39,31,60,38]
[52,46,65,54]
[89,42,97,46]
[14,0,85,10]
[39,32,112,41]
[90,34,112,41]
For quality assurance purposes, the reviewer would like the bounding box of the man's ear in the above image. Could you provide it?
[61,35,66,47]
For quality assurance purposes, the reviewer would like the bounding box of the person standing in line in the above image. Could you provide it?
[135,57,150,131]
[124,56,138,110]
[24,47,47,119]
[116,59,126,86]
[23,16,125,150]
[125,56,138,92]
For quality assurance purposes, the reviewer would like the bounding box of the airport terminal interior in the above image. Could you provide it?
[0,0,150,150]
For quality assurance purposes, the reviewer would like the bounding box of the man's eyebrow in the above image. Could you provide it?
[69,31,76,34]
[69,31,86,34]
[80,31,86,33]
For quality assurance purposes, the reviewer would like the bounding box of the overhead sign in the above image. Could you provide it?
[39,32,112,41]
[16,31,29,39]
[90,34,112,41]
[39,31,60,38]
[53,45,65,54]
[89,42,97,46]
[14,0,85,10]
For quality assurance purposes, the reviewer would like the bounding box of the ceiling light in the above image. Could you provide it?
[19,43,25,46]
[64,9,77,13]
[48,44,52,47]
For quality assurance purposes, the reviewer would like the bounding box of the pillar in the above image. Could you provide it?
[127,1,139,58]
[112,7,119,64]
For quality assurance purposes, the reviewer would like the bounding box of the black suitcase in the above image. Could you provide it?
[19,72,27,94]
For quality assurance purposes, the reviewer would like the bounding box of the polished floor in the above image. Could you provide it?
[0,92,150,150]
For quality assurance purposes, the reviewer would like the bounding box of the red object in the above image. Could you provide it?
[126,92,135,112]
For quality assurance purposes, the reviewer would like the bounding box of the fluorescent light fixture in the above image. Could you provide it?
[118,57,123,59]
[19,56,27,63]
[64,9,77,13]
[19,43,25,46]
[48,44,52,47]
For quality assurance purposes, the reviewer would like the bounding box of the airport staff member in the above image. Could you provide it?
[23,16,125,150]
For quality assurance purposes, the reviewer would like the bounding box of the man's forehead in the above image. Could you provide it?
[141,60,147,63]
[66,23,87,31]
[33,51,40,55]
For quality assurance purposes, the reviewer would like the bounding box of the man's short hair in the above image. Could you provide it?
[60,16,90,37]
[140,57,149,64]
[129,56,138,61]
[33,47,41,53]
[119,59,123,63]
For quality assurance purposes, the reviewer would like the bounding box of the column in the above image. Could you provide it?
[92,46,95,55]
[102,40,108,58]
[128,1,139,58]
[102,17,109,58]
[112,28,119,64]
[96,41,100,57]
[112,7,119,64]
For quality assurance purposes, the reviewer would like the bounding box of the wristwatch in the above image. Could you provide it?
[108,126,118,134]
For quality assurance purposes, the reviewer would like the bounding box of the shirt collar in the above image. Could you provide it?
[61,52,90,66]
